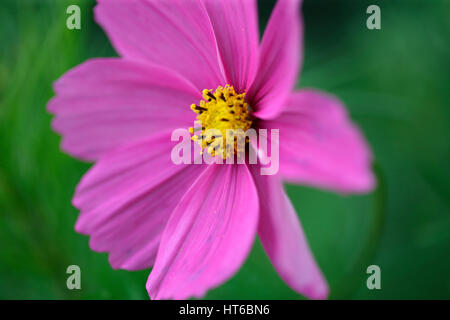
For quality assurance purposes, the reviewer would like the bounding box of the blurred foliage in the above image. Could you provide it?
[0,0,449,299]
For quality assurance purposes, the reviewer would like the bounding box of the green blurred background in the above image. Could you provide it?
[0,0,449,299]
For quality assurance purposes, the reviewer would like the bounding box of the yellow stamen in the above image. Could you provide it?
[189,85,252,159]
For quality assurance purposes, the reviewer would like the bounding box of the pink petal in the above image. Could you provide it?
[147,164,259,300]
[261,89,375,193]
[95,0,225,90]
[249,165,329,300]
[74,133,206,270]
[48,58,199,161]
[203,0,259,92]
[248,0,302,119]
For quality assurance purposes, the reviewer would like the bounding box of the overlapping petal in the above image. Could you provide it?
[147,164,259,300]
[249,0,302,119]
[74,133,206,270]
[48,58,199,161]
[249,165,329,299]
[260,89,375,193]
[203,0,259,92]
[95,0,225,90]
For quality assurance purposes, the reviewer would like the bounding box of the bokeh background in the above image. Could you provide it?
[0,0,449,299]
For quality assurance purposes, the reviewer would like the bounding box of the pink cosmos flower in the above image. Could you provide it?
[48,0,375,300]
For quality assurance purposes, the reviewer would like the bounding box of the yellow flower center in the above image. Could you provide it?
[189,85,253,159]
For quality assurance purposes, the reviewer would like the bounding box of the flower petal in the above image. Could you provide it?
[249,165,329,300]
[261,89,375,193]
[147,164,259,300]
[95,0,225,90]
[48,58,199,161]
[74,133,206,270]
[249,0,302,119]
[203,0,259,92]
